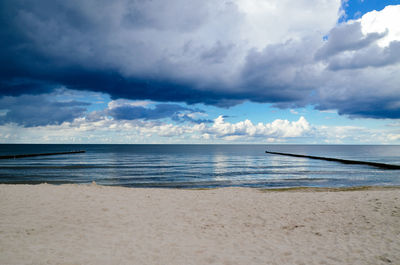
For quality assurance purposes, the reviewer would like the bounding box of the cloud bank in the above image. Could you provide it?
[1,1,400,121]
[0,94,89,127]
[106,100,211,123]
[2,112,398,144]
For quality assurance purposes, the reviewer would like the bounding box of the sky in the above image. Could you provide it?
[1,0,400,144]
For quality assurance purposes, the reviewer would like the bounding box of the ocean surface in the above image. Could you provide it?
[0,144,399,189]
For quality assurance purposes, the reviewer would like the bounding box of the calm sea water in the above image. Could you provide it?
[0,144,399,189]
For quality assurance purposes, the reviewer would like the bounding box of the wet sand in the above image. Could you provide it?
[1,184,399,265]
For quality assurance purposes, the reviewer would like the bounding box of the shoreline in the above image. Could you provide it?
[3,182,400,191]
[259,185,400,192]
[1,183,399,264]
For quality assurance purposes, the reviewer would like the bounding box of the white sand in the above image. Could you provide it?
[1,184,399,265]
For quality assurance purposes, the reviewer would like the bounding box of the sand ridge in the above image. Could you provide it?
[1,184,399,265]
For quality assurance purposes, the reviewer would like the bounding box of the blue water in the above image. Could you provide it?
[0,144,399,189]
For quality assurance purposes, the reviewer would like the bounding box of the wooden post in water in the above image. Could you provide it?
[265,150,400,170]
[0,150,86,160]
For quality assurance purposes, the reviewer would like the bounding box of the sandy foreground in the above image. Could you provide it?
[1,184,399,265]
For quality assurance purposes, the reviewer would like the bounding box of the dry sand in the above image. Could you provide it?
[1,184,399,265]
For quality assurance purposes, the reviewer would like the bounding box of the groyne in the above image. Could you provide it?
[265,150,400,170]
[0,150,86,160]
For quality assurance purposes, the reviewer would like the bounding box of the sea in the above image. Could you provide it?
[0,144,399,189]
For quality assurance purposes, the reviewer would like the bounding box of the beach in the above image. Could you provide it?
[1,184,399,265]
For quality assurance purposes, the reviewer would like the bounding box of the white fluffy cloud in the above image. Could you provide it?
[0,113,313,143]
[360,5,400,47]
[2,113,399,144]
[204,115,311,139]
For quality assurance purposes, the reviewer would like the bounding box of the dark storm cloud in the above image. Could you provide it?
[315,21,400,71]
[316,97,400,119]
[0,95,89,127]
[311,18,400,119]
[108,104,187,120]
[240,38,321,108]
[0,0,245,107]
[0,66,243,107]
[315,66,400,119]
[0,0,399,121]
[327,41,400,70]
[0,0,313,108]
[0,79,56,97]
[200,42,235,64]
[315,22,387,59]
[108,103,211,123]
